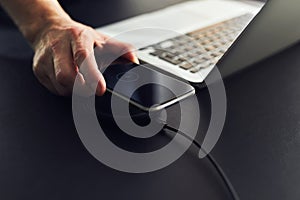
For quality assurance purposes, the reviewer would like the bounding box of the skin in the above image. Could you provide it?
[0,0,139,96]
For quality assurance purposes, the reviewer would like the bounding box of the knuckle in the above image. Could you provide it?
[67,26,87,39]
[32,51,52,80]
[32,58,45,77]
[67,27,80,37]
[55,70,69,85]
[32,65,41,77]
[49,40,62,52]
[74,49,90,64]
[33,48,49,67]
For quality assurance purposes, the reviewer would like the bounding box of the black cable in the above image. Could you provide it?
[163,125,240,200]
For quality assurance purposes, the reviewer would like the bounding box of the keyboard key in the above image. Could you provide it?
[159,53,182,65]
[205,45,216,51]
[192,58,207,65]
[159,40,174,49]
[219,48,226,54]
[179,62,193,70]
[150,49,166,57]
[142,13,253,75]
[190,61,213,73]
[186,52,199,59]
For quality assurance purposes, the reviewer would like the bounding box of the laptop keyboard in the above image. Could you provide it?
[141,13,253,74]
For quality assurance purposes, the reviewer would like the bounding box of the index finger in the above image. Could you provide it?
[71,30,106,96]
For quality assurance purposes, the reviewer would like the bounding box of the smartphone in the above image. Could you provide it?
[102,62,195,112]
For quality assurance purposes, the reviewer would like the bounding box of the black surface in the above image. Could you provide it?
[0,55,233,200]
[211,41,300,200]
[0,0,300,199]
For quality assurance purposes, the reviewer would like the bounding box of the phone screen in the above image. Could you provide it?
[102,63,195,111]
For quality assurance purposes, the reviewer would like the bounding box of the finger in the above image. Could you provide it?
[71,30,106,96]
[34,70,59,95]
[40,76,59,95]
[50,40,77,96]
[73,72,95,97]
[32,52,59,95]
[99,38,140,64]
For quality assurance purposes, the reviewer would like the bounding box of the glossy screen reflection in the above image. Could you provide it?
[102,63,195,111]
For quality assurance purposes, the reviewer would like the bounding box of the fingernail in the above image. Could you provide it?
[133,56,140,64]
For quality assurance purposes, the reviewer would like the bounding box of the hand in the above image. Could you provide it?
[31,19,138,96]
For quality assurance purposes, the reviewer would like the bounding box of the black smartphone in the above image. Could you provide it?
[102,62,195,112]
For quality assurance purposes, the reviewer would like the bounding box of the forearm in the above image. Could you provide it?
[0,0,138,96]
[0,0,71,44]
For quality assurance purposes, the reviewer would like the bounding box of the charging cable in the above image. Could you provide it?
[162,123,240,200]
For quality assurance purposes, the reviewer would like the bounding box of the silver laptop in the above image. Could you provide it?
[97,0,300,82]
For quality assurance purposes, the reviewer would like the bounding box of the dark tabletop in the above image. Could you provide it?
[0,0,300,200]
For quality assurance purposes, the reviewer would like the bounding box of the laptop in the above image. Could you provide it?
[97,0,300,83]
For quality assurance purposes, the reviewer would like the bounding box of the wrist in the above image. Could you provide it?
[21,14,72,46]
[0,0,72,46]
